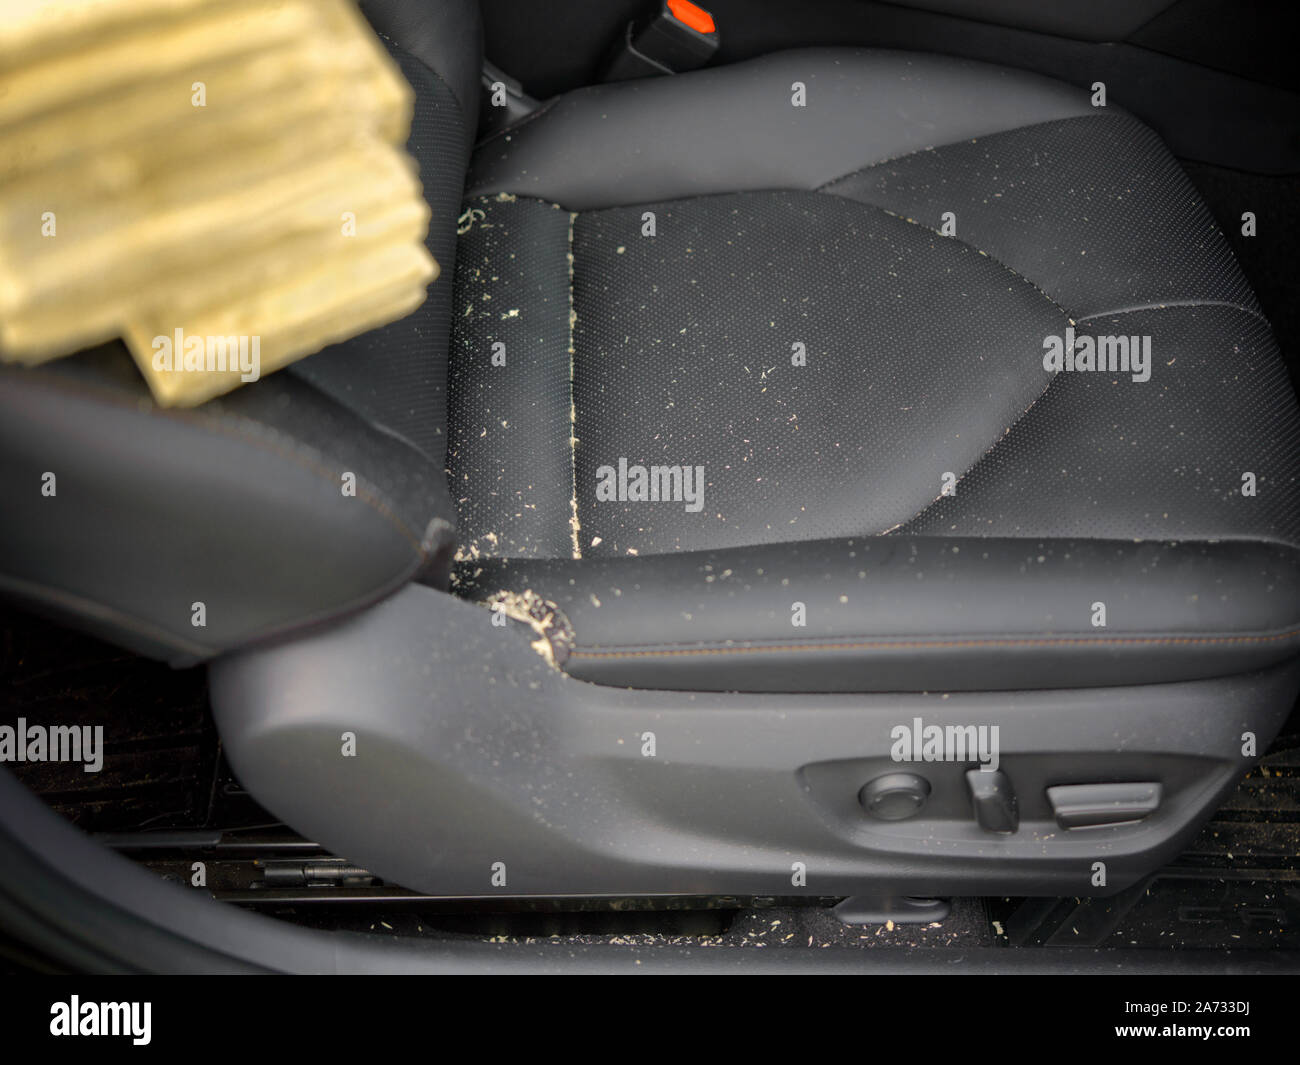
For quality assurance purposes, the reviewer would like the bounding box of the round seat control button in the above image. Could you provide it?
[859,773,931,821]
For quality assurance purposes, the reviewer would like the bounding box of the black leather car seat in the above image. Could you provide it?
[449,47,1300,693]
[3,1,1298,899]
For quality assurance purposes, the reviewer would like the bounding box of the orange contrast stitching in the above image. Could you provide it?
[568,628,1300,660]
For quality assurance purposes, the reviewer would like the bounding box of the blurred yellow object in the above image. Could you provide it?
[0,0,439,406]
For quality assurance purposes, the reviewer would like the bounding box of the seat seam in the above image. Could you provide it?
[820,193,1076,322]
[817,113,1265,328]
[814,197,1075,533]
[889,301,1274,533]
[567,209,582,560]
[1077,299,1269,325]
[568,628,1300,660]
[880,370,1062,534]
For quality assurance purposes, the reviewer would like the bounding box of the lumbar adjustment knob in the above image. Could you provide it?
[859,773,931,821]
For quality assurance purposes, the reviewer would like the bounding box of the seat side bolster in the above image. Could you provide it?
[359,0,482,152]
[0,355,457,664]
[466,47,1097,209]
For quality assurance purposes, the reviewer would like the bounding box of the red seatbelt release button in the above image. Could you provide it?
[666,0,716,36]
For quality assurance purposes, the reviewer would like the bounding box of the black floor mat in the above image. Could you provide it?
[0,609,215,833]
[995,735,1300,949]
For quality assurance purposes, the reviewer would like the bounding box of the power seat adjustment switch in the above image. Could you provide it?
[965,769,1019,834]
[859,773,931,821]
[1046,782,1162,829]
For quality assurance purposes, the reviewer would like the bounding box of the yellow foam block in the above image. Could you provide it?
[0,0,436,406]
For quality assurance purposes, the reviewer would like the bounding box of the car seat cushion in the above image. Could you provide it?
[449,49,1300,562]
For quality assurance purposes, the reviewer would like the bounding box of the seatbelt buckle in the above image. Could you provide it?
[602,0,719,82]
